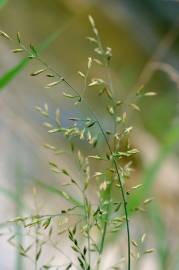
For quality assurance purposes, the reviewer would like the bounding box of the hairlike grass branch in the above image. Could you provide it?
[2,28,131,270]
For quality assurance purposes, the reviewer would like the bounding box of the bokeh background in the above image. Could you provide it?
[0,0,179,269]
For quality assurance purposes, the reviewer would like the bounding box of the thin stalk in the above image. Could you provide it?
[33,188,39,270]
[84,196,91,268]
[99,182,112,254]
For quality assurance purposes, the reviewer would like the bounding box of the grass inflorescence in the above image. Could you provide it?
[0,15,156,270]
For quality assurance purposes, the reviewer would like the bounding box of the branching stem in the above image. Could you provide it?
[10,35,131,270]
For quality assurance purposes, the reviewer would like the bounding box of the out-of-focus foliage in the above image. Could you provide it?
[0,0,8,8]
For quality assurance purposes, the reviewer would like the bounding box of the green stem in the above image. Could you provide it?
[99,182,112,254]
[83,195,91,268]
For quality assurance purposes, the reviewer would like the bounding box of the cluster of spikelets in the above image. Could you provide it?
[0,15,156,270]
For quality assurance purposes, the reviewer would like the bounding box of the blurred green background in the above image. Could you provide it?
[0,0,179,269]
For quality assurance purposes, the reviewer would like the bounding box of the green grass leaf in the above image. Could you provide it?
[0,0,8,8]
[0,58,29,89]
